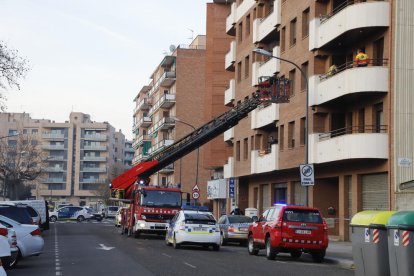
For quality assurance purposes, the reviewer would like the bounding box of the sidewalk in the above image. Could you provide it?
[325,239,354,269]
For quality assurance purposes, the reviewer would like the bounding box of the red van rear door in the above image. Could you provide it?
[282,208,325,243]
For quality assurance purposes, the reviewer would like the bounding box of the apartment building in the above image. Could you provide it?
[132,36,213,203]
[0,112,126,206]
[124,140,134,168]
[221,0,414,241]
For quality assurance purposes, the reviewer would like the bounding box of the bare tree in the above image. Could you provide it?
[0,41,29,111]
[0,133,45,200]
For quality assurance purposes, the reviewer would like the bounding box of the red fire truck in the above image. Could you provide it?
[111,77,290,238]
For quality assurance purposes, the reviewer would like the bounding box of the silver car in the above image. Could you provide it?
[0,215,44,260]
[218,215,253,245]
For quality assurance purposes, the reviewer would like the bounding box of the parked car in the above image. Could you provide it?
[248,204,329,262]
[0,224,11,274]
[105,206,119,218]
[165,209,220,251]
[49,206,94,222]
[2,200,49,230]
[86,208,102,221]
[218,215,253,245]
[0,205,33,225]
[0,225,18,269]
[0,215,44,261]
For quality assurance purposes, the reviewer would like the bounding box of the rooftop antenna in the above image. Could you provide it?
[187,28,194,41]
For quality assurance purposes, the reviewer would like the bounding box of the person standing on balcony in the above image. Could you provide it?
[355,49,369,67]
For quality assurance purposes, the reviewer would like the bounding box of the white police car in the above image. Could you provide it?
[165,208,220,251]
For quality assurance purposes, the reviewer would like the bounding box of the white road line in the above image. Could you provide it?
[183,262,196,269]
[162,253,172,258]
[54,224,63,276]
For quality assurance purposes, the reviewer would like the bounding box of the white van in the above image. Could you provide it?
[105,206,119,218]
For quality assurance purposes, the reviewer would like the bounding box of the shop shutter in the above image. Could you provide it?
[362,173,388,210]
[261,184,269,209]
[294,182,306,206]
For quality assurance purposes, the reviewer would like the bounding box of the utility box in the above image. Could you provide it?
[350,210,396,276]
[386,211,414,276]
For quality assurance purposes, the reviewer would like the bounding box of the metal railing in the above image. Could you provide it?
[318,125,388,141]
[319,59,388,81]
[177,44,206,50]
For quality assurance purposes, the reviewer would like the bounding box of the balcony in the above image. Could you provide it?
[252,46,280,86]
[82,156,107,162]
[83,145,107,151]
[44,156,66,161]
[224,127,234,142]
[148,139,174,155]
[132,153,149,165]
[309,63,388,106]
[44,178,66,183]
[148,72,176,98]
[224,79,236,106]
[81,167,107,173]
[252,0,281,43]
[309,1,390,50]
[80,178,107,184]
[148,117,175,137]
[133,134,151,148]
[225,40,236,71]
[148,94,176,115]
[134,97,152,114]
[159,164,174,174]
[251,103,279,129]
[309,127,388,164]
[42,144,65,150]
[44,167,65,172]
[138,116,152,128]
[124,155,133,162]
[42,133,65,140]
[135,85,151,100]
[251,144,279,174]
[236,0,255,23]
[83,134,107,141]
[226,2,237,35]
[224,157,234,179]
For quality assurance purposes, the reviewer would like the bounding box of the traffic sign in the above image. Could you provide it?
[192,184,200,192]
[192,191,200,200]
[229,178,235,198]
[300,164,315,186]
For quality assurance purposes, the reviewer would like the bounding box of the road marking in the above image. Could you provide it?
[162,253,172,258]
[54,224,63,276]
[97,244,115,250]
[184,262,196,269]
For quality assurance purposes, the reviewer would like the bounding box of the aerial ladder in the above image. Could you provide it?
[111,76,290,199]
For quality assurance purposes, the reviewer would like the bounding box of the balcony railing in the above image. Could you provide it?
[149,139,174,155]
[82,156,107,162]
[251,144,279,174]
[81,167,107,173]
[226,2,237,35]
[159,163,174,173]
[251,103,279,129]
[44,178,66,183]
[252,46,281,86]
[225,40,236,71]
[79,178,107,184]
[309,125,388,164]
[224,79,236,106]
[148,72,177,98]
[134,97,152,114]
[224,127,234,142]
[83,134,107,141]
[148,117,175,137]
[44,167,65,172]
[224,156,235,179]
[133,134,151,148]
[252,0,281,43]
[83,145,107,151]
[148,94,176,115]
[42,133,65,139]
[44,156,66,161]
[138,116,152,128]
[42,144,65,150]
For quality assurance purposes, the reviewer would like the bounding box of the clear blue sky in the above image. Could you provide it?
[0,0,208,140]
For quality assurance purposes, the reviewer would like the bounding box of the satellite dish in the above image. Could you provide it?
[169,44,176,52]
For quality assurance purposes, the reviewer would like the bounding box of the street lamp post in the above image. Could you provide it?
[253,48,309,206]
[171,117,200,197]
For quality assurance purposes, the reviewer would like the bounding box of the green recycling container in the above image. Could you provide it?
[386,211,414,276]
[350,210,396,276]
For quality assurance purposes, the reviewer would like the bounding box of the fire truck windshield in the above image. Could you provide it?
[141,190,181,208]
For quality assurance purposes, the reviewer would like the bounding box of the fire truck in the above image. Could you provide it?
[110,76,290,238]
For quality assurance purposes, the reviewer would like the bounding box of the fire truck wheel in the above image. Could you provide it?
[173,235,180,249]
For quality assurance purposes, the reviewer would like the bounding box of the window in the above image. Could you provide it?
[237,61,242,82]
[280,124,284,150]
[288,121,295,148]
[301,62,308,91]
[290,18,297,46]
[300,117,306,145]
[32,129,38,134]
[23,129,28,134]
[289,69,296,96]
[281,27,286,52]
[302,8,310,38]
[246,14,251,36]
[374,102,384,133]
[8,129,18,135]
[236,140,241,161]
[244,55,250,79]
[243,138,248,160]
[238,22,243,42]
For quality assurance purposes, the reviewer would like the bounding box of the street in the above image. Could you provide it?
[8,220,354,276]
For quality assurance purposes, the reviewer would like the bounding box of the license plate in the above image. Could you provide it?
[239,227,248,231]
[155,224,165,227]
[193,227,207,231]
[295,229,311,235]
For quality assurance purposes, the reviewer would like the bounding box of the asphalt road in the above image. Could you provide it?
[8,220,354,276]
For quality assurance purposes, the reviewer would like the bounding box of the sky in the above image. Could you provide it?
[0,0,208,140]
